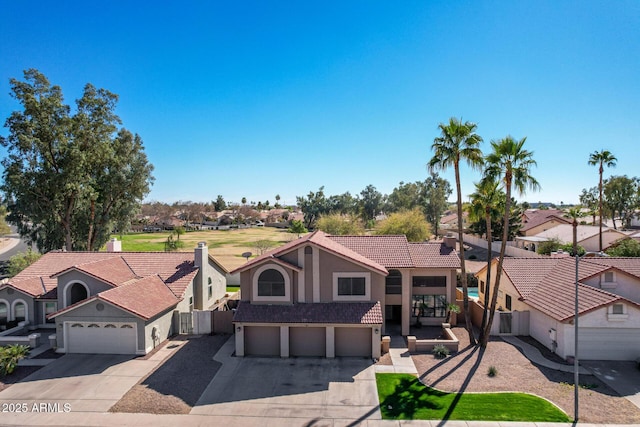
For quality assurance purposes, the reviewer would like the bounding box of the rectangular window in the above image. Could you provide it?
[412,276,446,287]
[604,272,614,282]
[412,295,447,318]
[208,284,213,299]
[338,277,366,296]
[505,294,512,311]
[45,302,57,324]
[257,282,286,296]
[480,281,485,294]
[612,304,624,315]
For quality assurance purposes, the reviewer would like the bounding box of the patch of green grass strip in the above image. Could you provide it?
[376,373,570,422]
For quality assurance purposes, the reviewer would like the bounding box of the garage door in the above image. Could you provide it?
[244,326,280,356]
[335,327,371,357]
[579,328,640,360]
[66,322,137,354]
[290,327,325,356]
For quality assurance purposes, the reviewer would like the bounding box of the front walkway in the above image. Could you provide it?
[375,335,418,375]
[501,335,590,374]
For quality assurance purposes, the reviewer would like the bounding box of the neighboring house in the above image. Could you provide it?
[231,231,460,358]
[516,224,628,252]
[0,239,227,355]
[440,211,469,231]
[519,209,571,237]
[475,257,640,361]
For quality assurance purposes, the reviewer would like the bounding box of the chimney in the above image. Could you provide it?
[194,241,207,268]
[107,238,122,252]
[443,233,457,249]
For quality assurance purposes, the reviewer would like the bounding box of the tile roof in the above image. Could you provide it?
[328,235,414,268]
[495,257,640,321]
[408,243,460,268]
[533,224,625,244]
[233,301,383,324]
[230,231,388,275]
[8,251,198,299]
[0,277,46,297]
[520,209,570,232]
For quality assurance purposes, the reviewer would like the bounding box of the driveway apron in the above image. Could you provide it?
[192,336,381,422]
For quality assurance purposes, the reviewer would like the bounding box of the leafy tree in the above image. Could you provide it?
[588,149,617,251]
[296,186,330,229]
[7,249,41,277]
[0,344,30,375]
[537,238,585,256]
[607,238,640,257]
[275,194,281,208]
[255,239,277,255]
[428,117,483,345]
[174,226,185,240]
[0,69,153,252]
[241,197,247,205]
[214,195,227,211]
[386,181,424,213]
[0,206,11,236]
[164,232,184,252]
[482,136,539,347]
[424,173,452,238]
[327,192,358,215]
[316,213,364,235]
[603,175,639,229]
[579,187,599,224]
[375,208,431,242]
[288,219,308,236]
[359,184,384,222]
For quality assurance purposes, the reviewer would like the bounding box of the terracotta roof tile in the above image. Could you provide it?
[233,301,383,324]
[328,235,414,268]
[9,251,198,299]
[0,277,46,297]
[97,275,180,319]
[520,210,570,232]
[408,243,460,268]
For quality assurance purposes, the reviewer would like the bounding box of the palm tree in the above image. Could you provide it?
[428,117,483,345]
[588,150,616,251]
[565,207,584,256]
[481,136,539,347]
[467,177,502,344]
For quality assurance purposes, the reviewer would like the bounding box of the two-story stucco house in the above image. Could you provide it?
[231,231,460,359]
[0,239,227,355]
[476,256,640,361]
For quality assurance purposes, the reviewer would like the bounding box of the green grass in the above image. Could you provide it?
[376,374,570,422]
[226,286,240,293]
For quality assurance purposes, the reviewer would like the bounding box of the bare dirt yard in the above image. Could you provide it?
[110,334,230,414]
[412,327,640,424]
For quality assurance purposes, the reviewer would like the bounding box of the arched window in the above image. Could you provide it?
[385,270,402,294]
[69,282,88,305]
[257,269,285,297]
[14,302,26,322]
[0,301,8,327]
[104,324,116,328]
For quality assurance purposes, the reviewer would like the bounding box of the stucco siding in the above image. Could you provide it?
[529,309,561,354]
[582,272,640,304]
[56,270,113,308]
[0,288,35,325]
[200,258,228,310]
[143,310,175,353]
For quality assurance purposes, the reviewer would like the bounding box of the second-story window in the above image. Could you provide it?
[338,277,366,296]
[333,272,371,301]
[257,269,286,297]
[385,270,402,294]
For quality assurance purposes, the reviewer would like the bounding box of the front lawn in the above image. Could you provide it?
[376,373,570,422]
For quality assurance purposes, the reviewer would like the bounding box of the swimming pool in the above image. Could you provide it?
[457,287,479,298]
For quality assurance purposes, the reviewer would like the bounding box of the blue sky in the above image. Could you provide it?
[1,1,638,206]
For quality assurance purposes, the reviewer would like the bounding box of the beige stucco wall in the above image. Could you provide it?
[476,266,528,313]
[582,270,640,304]
[522,219,567,236]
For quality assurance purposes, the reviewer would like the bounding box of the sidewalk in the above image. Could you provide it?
[375,335,418,375]
[501,335,590,374]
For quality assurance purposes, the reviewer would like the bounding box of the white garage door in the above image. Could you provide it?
[579,328,640,360]
[66,322,137,354]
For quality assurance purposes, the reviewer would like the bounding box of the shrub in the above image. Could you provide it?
[432,344,450,359]
[0,344,30,375]
[487,365,498,377]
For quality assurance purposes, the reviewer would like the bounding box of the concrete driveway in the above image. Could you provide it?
[191,337,381,423]
[584,360,640,409]
[0,352,169,413]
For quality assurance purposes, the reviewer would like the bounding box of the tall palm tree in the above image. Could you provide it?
[481,136,539,347]
[588,150,616,252]
[467,177,502,344]
[428,117,483,345]
[565,207,584,256]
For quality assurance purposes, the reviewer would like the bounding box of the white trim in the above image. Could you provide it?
[11,299,28,322]
[313,247,320,302]
[252,264,291,302]
[62,280,90,308]
[298,247,305,303]
[42,301,58,324]
[332,272,371,301]
[64,320,138,354]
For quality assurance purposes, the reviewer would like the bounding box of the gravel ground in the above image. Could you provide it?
[110,334,230,414]
[412,327,640,424]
